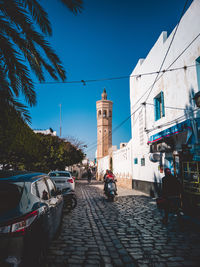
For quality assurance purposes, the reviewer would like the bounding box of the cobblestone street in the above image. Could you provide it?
[46,180,200,267]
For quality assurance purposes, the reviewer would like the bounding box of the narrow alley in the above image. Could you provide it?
[46,180,200,267]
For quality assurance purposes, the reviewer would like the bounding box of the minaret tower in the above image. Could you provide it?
[96,89,113,160]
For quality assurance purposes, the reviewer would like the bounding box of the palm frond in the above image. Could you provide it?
[22,0,52,35]
[59,0,83,14]
[0,33,36,106]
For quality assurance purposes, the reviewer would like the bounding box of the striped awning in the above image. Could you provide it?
[148,119,192,144]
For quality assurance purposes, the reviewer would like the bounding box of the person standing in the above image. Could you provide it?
[87,168,92,184]
[161,168,182,224]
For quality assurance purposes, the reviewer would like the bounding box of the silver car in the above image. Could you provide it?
[48,171,75,193]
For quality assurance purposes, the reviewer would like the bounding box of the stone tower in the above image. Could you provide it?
[96,89,113,160]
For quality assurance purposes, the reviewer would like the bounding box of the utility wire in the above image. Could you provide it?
[146,107,200,133]
[86,27,200,153]
[130,31,200,114]
[35,63,199,85]
[144,0,189,103]
[86,27,200,154]
[145,102,187,111]
[86,105,143,153]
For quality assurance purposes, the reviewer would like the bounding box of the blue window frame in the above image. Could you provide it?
[154,91,165,121]
[196,56,200,91]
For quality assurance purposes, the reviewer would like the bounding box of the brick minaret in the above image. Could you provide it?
[96,89,113,160]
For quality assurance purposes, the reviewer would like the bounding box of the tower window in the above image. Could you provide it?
[103,110,107,118]
[109,110,112,117]
[98,110,101,117]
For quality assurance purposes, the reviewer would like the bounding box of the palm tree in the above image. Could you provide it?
[0,0,83,121]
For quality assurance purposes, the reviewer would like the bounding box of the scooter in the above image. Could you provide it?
[63,188,77,210]
[105,179,117,202]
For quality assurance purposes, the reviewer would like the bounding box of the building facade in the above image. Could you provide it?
[130,0,200,197]
[96,89,113,160]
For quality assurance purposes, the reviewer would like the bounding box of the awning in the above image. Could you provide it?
[148,119,192,144]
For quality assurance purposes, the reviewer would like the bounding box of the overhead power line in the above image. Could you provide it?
[35,63,199,86]
[86,26,200,154]
[146,108,200,134]
[130,31,200,114]
[144,0,189,103]
[86,105,143,153]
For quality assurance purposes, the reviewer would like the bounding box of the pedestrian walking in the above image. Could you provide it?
[161,168,182,224]
[87,168,92,184]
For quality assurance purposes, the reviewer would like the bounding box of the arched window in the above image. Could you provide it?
[109,110,112,117]
[98,110,101,117]
[103,110,107,117]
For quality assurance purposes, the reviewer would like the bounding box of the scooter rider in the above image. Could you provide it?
[104,170,117,195]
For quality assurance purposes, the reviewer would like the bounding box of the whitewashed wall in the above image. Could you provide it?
[130,0,200,184]
[112,140,132,179]
[97,155,110,179]
[97,140,132,183]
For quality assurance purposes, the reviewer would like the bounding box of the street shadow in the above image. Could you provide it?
[150,173,162,198]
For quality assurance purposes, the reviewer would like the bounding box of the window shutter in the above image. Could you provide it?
[154,98,158,121]
[161,91,165,117]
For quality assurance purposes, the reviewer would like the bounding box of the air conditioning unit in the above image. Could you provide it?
[149,153,161,162]
[157,142,172,152]
[150,144,158,153]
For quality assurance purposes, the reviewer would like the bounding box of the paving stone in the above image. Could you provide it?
[45,180,200,267]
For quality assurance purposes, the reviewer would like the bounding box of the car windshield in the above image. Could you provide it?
[49,172,70,178]
[0,182,24,215]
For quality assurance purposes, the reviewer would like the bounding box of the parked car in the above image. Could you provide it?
[0,171,63,266]
[48,171,75,193]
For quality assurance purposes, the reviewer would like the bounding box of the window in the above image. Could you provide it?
[46,178,56,197]
[49,171,70,177]
[36,179,49,200]
[0,182,23,214]
[196,57,200,91]
[98,110,101,117]
[141,158,145,166]
[134,158,138,164]
[31,182,39,197]
[109,110,112,117]
[103,110,107,118]
[154,91,165,121]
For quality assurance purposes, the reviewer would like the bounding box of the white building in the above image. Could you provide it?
[34,129,57,136]
[130,0,200,196]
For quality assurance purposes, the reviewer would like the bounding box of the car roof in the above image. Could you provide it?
[0,170,46,183]
[49,171,71,174]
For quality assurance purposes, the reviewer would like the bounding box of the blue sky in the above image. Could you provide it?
[30,0,193,160]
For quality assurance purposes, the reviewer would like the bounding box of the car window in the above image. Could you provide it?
[36,179,49,200]
[46,178,56,197]
[0,182,23,215]
[49,172,70,178]
[31,182,39,198]
[49,172,56,177]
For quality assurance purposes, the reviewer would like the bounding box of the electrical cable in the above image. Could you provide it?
[35,63,199,85]
[144,0,189,103]
[86,27,200,154]
[85,105,143,153]
[145,102,187,111]
[130,31,200,114]
[145,107,200,133]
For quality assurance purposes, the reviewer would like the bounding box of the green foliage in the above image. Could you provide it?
[0,0,83,121]
[0,106,84,172]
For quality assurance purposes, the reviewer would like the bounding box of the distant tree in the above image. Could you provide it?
[0,0,83,121]
[0,104,42,170]
[34,134,84,172]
